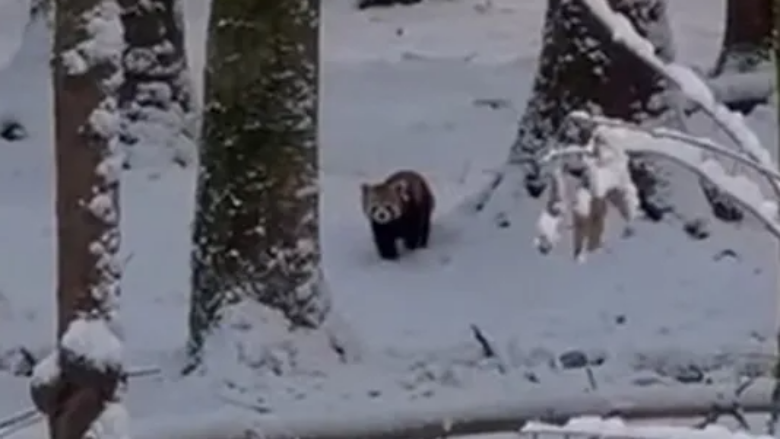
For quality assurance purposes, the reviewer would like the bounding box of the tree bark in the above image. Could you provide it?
[712,0,772,76]
[117,0,194,169]
[187,0,329,360]
[29,0,127,438]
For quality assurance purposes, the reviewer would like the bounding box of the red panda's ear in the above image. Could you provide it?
[360,183,370,194]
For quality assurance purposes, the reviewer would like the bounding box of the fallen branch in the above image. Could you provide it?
[131,379,777,439]
[469,324,507,374]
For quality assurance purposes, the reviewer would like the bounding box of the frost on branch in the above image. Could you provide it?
[503,0,674,223]
[582,0,778,223]
[536,111,780,260]
[536,126,638,262]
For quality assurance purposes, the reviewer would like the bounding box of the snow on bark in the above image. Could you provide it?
[187,0,344,363]
[536,111,780,259]
[117,0,195,172]
[30,0,128,437]
[61,317,123,371]
[30,350,60,387]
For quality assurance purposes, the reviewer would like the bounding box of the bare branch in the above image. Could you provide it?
[566,112,780,186]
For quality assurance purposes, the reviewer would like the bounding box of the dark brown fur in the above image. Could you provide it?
[361,170,435,260]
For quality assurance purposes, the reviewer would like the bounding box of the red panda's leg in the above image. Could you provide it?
[372,222,400,260]
[418,210,431,248]
[401,213,419,250]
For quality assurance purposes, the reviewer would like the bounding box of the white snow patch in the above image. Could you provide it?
[88,401,131,439]
[30,350,59,386]
[61,317,123,370]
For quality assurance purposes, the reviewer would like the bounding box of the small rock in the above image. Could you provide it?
[683,219,709,240]
[713,249,738,261]
[0,119,27,142]
[632,375,664,387]
[559,350,588,369]
[615,315,626,325]
[673,364,705,384]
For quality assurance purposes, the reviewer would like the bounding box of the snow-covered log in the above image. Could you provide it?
[133,379,775,439]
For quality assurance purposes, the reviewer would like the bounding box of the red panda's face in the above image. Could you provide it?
[361,183,403,224]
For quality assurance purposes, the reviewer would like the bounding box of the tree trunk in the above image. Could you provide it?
[187,0,329,360]
[117,0,195,169]
[29,0,127,438]
[712,0,772,76]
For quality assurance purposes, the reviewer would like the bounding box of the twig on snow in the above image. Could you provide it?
[585,367,598,392]
[470,324,507,374]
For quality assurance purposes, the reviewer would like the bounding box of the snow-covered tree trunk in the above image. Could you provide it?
[770,0,780,431]
[504,0,677,222]
[712,0,771,77]
[117,0,194,170]
[187,0,330,359]
[29,0,128,438]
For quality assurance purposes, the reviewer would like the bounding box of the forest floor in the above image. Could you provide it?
[0,0,776,434]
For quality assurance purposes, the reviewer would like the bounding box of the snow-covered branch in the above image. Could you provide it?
[535,112,780,258]
[581,0,780,199]
[131,379,776,439]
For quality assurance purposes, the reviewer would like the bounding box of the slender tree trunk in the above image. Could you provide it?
[117,0,194,169]
[29,1,128,438]
[712,0,772,76]
[187,0,329,360]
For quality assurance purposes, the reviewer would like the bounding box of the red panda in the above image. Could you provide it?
[360,170,435,260]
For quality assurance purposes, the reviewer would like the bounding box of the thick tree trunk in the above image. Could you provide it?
[29,0,127,438]
[117,0,194,169]
[712,0,772,76]
[187,0,329,359]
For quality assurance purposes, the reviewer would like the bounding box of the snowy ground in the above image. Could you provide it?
[0,0,776,433]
